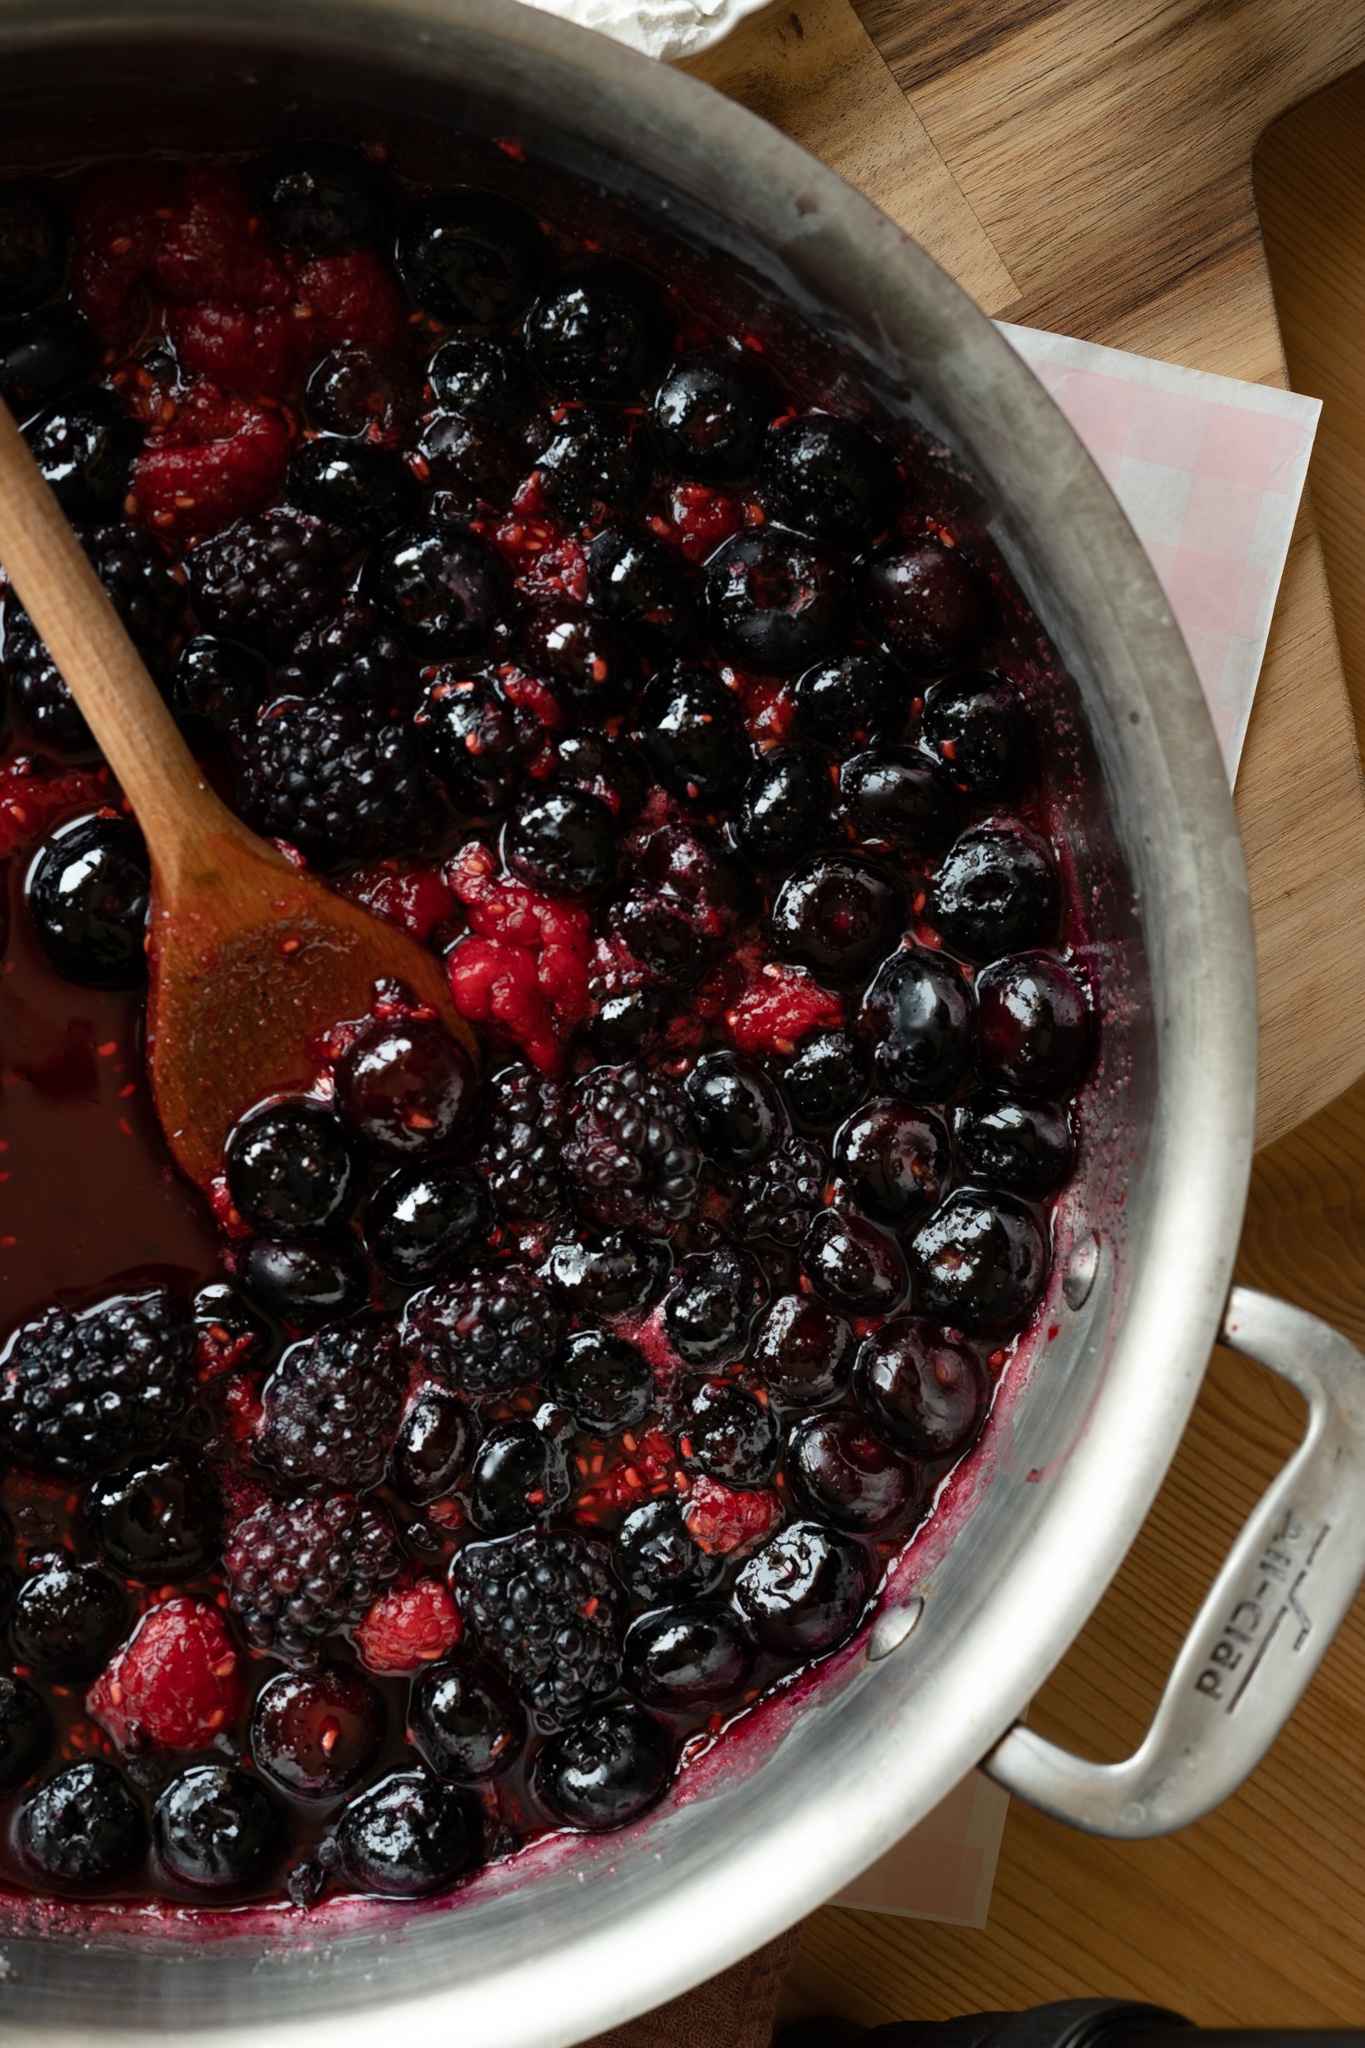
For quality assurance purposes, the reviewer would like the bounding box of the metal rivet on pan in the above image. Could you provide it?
[868,1595,923,1662]
[1063,1230,1100,1310]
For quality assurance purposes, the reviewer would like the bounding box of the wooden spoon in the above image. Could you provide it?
[0,397,478,1192]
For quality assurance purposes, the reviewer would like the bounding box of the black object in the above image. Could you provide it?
[773,1998,1365,2048]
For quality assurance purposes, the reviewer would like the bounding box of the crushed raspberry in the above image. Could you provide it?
[87,1598,246,1754]
[499,668,567,741]
[133,402,292,538]
[152,168,291,308]
[726,960,845,1055]
[736,672,796,747]
[352,1577,461,1675]
[573,1427,678,1524]
[219,1371,265,1451]
[445,841,591,1071]
[167,304,303,400]
[293,251,406,352]
[682,1476,784,1556]
[658,482,743,565]
[70,162,183,335]
[491,495,588,605]
[448,935,562,1075]
[337,861,456,944]
[194,1321,263,1385]
[0,760,115,860]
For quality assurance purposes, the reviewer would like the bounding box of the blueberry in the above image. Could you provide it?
[790,650,903,749]
[27,813,150,988]
[533,1703,672,1830]
[171,636,270,735]
[624,1603,754,1710]
[760,413,896,546]
[770,856,903,987]
[732,1521,870,1657]
[154,1765,284,1894]
[777,1030,870,1134]
[858,538,988,674]
[614,1497,724,1603]
[87,1454,220,1581]
[651,353,769,481]
[307,344,418,439]
[391,1386,474,1504]
[664,1246,766,1366]
[799,1208,908,1317]
[589,986,670,1063]
[841,748,955,855]
[540,1232,670,1318]
[833,1098,949,1223]
[525,264,669,401]
[861,947,975,1099]
[976,951,1092,1092]
[19,1761,146,1891]
[789,1410,918,1532]
[288,437,417,538]
[418,673,524,811]
[517,601,638,709]
[412,1656,526,1782]
[735,745,830,868]
[682,1378,779,1485]
[0,184,64,315]
[635,663,745,805]
[336,1016,480,1161]
[854,1316,987,1457]
[685,1050,782,1168]
[707,529,850,671]
[953,1091,1073,1197]
[0,305,99,412]
[933,825,1060,962]
[613,888,704,985]
[25,390,139,518]
[240,1236,368,1326]
[551,1328,654,1434]
[921,670,1034,798]
[428,337,534,426]
[374,519,502,654]
[252,1664,385,1800]
[10,1559,124,1681]
[397,190,543,327]
[909,1190,1049,1330]
[537,409,647,524]
[636,819,752,927]
[225,1099,357,1239]
[749,1293,853,1407]
[587,526,699,660]
[468,1419,570,1534]
[417,411,519,515]
[0,1675,50,1793]
[338,1770,482,1895]
[557,731,647,816]
[254,142,390,253]
[506,785,616,893]
[365,1164,492,1282]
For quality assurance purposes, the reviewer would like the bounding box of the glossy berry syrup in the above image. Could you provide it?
[0,135,1096,1914]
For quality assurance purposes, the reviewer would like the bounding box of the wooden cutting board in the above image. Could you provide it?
[685,0,1365,1152]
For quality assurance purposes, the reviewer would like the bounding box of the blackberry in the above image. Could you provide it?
[234,696,433,867]
[188,510,338,655]
[257,1317,405,1492]
[224,1492,402,1660]
[402,1262,563,1393]
[476,1064,572,1224]
[564,1063,701,1233]
[734,1134,829,1245]
[452,1528,622,1730]
[6,523,184,752]
[277,595,414,708]
[0,1288,194,1480]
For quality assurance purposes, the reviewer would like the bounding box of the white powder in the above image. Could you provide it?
[514,0,749,64]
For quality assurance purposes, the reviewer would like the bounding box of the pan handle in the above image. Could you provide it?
[982,1286,1365,1837]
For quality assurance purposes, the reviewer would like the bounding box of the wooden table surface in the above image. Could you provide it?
[681,0,1365,2027]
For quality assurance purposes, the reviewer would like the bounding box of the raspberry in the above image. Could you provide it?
[256,1317,405,1491]
[0,756,113,860]
[188,509,337,653]
[277,596,413,708]
[293,251,406,352]
[659,481,743,564]
[452,1529,622,1730]
[563,1063,700,1233]
[224,1493,402,1660]
[152,167,292,308]
[682,1475,784,1556]
[133,396,292,539]
[726,961,845,1056]
[734,1134,829,1245]
[167,304,302,401]
[446,840,592,1074]
[476,1063,571,1224]
[402,1262,563,1394]
[86,1598,245,1755]
[336,860,455,943]
[353,1578,462,1675]
[71,162,183,336]
[234,696,434,867]
[0,1288,194,1480]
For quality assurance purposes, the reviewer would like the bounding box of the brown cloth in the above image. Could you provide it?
[583,1926,804,2048]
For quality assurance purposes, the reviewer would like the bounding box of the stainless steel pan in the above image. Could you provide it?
[1,5,1362,2042]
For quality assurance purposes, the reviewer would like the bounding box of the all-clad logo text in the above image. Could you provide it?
[1194,1509,1329,1710]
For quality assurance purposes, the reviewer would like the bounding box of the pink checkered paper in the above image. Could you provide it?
[998,322,1321,780]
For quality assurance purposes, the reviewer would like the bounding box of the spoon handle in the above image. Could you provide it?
[0,395,252,880]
